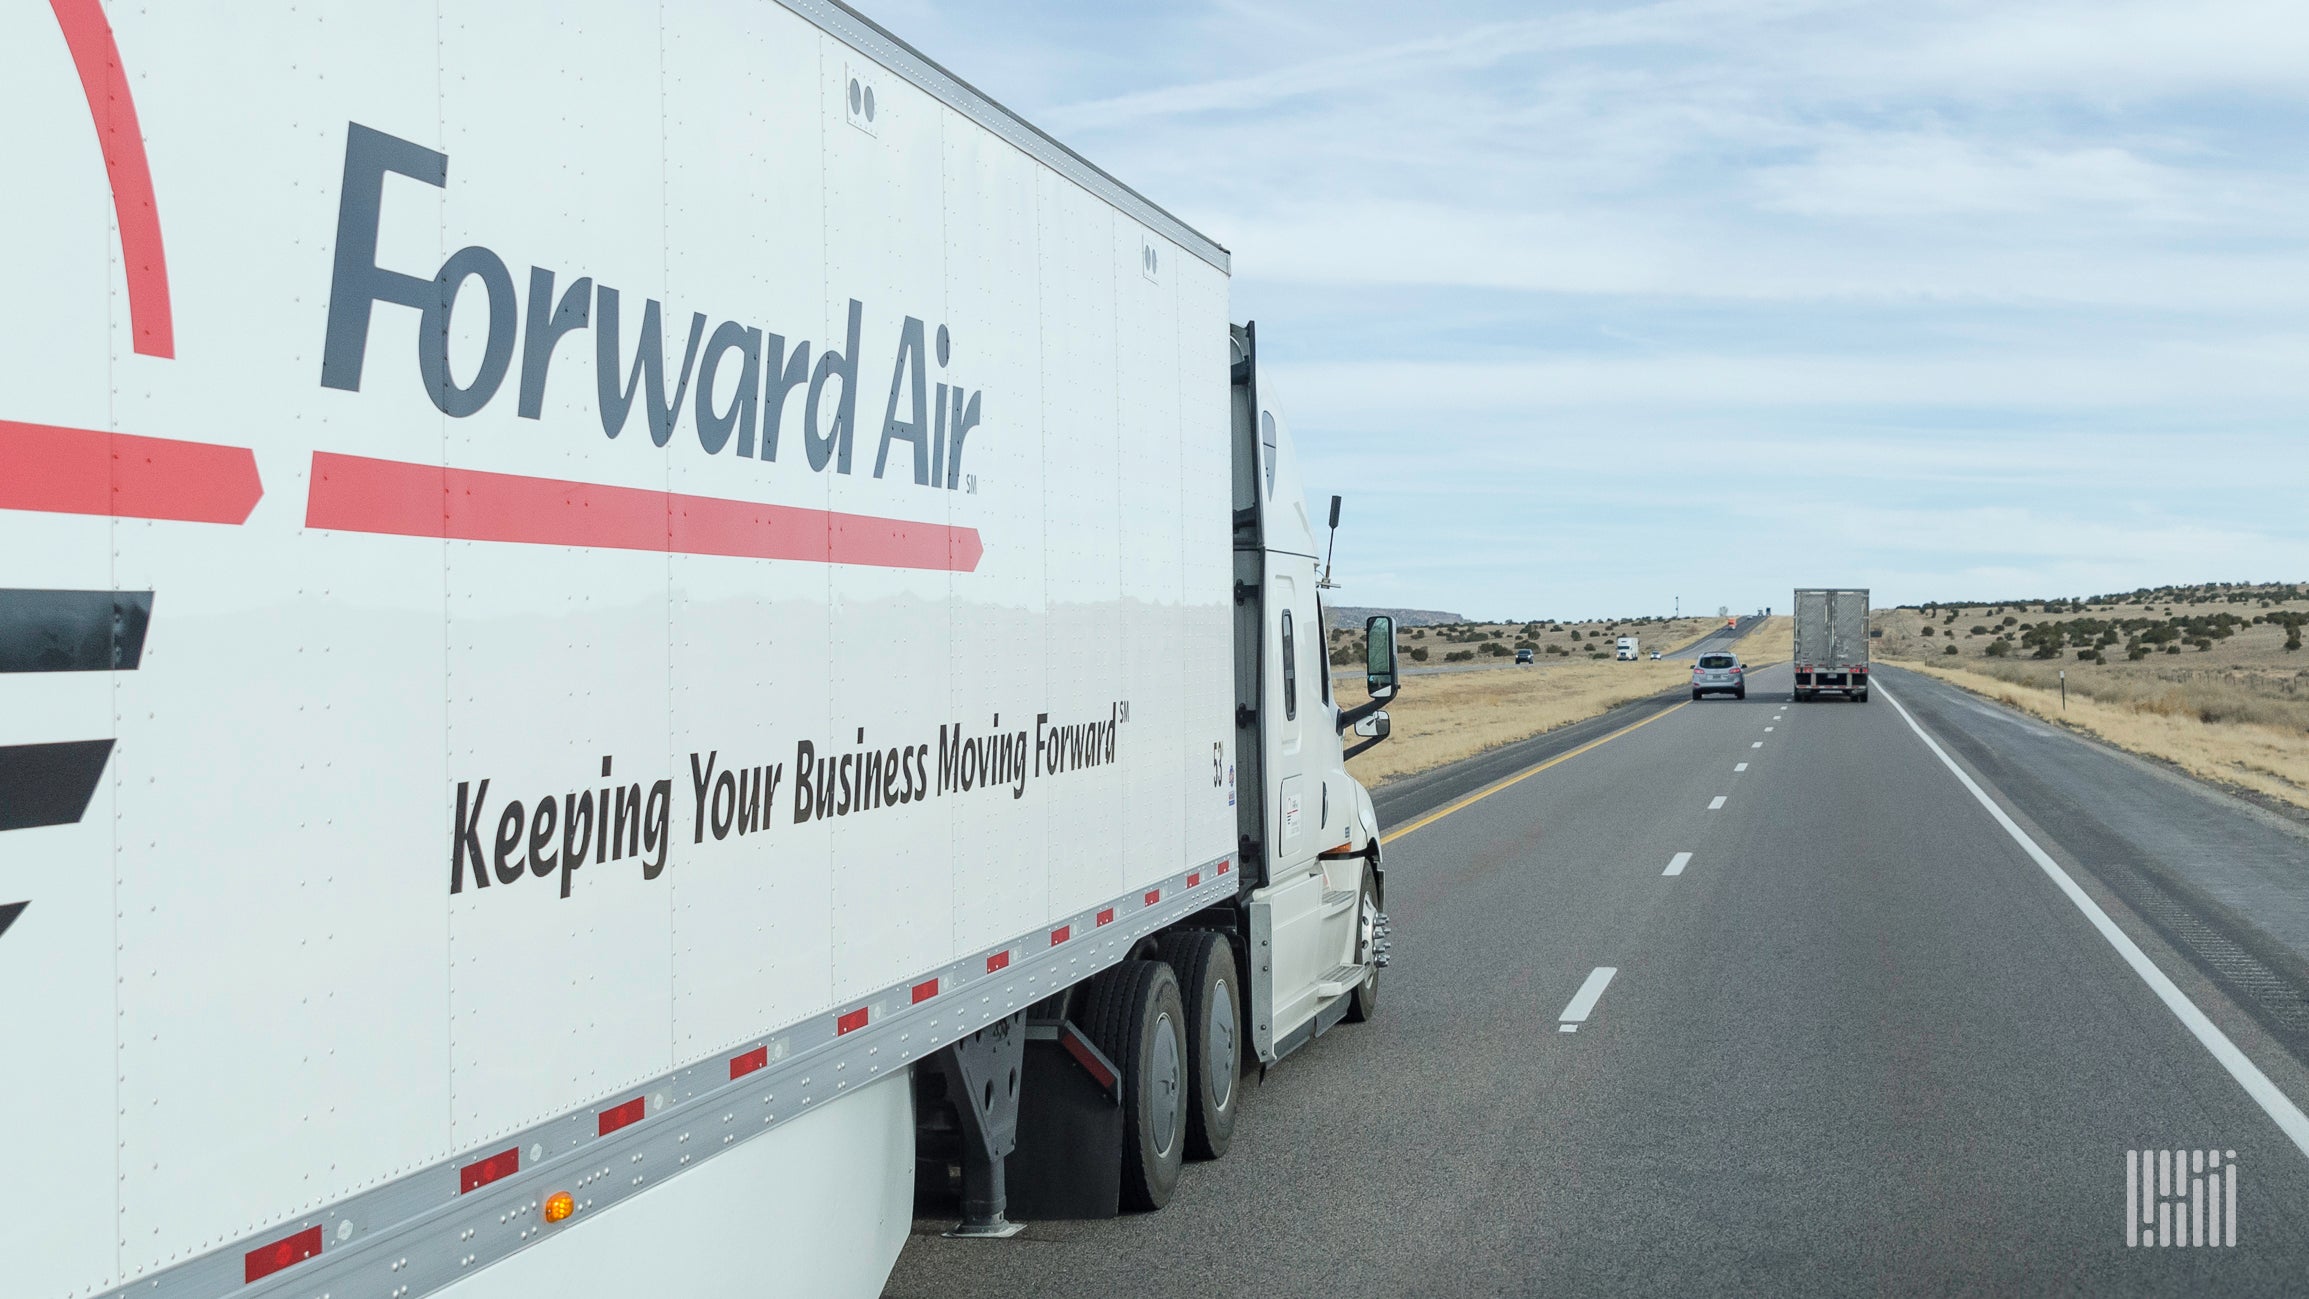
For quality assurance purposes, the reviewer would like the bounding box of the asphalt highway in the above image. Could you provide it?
[887,661,2309,1297]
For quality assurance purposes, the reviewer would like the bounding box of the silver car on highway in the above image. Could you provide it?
[1691,651,1747,700]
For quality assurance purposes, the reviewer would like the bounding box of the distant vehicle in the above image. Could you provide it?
[1616,636,1639,661]
[1516,647,1535,664]
[1692,652,1747,699]
[1650,650,1663,660]
[1794,588,1871,701]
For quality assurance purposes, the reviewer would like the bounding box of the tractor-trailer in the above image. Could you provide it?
[1793,587,1871,701]
[0,3,1400,1296]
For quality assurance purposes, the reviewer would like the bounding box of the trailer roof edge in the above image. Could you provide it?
[782,0,1233,275]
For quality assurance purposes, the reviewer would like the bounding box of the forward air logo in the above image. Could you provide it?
[320,124,985,493]
[2127,1149,2236,1247]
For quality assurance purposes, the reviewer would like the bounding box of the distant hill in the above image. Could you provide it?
[1327,605,1467,629]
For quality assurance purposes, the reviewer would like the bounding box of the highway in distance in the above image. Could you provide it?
[889,661,2309,1298]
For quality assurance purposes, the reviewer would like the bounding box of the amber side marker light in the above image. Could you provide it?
[543,1192,576,1224]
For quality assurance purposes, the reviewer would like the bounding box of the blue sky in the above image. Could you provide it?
[882,0,2308,619]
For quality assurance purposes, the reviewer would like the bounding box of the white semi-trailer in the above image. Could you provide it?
[0,3,1399,1296]
[1793,587,1871,701]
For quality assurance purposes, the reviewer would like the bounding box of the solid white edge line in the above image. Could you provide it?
[1664,851,1693,877]
[1879,682,2309,1161]
[1707,795,1728,810]
[1559,966,1618,1022]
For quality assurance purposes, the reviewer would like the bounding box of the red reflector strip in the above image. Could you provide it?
[1060,1030,1118,1092]
[986,950,1010,973]
[1187,872,1201,887]
[243,1226,323,1283]
[730,1046,769,1079]
[597,1095,646,1136]
[1050,925,1071,946]
[911,978,940,1004]
[1218,859,1231,874]
[459,1146,520,1194]
[1144,889,1161,906]
[1096,907,1115,927]
[836,1007,869,1035]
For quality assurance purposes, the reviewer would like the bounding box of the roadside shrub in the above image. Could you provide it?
[1408,646,1429,662]
[1547,644,1569,656]
[1943,644,1960,656]
[1479,642,1510,657]
[1985,640,2011,658]
[1921,626,1935,637]
[1445,650,1473,662]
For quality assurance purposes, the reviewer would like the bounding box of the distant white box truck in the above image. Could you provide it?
[1793,588,1871,701]
[0,3,1400,1296]
[1616,636,1640,660]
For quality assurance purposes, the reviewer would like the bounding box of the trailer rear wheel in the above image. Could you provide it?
[1854,689,1869,702]
[1083,959,1187,1210]
[1156,931,1240,1161]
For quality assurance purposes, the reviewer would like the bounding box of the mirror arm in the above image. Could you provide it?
[1343,735,1387,761]
[1336,693,1392,734]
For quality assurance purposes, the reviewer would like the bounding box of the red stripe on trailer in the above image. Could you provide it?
[1187,872,1201,887]
[1096,907,1115,927]
[0,420,262,524]
[242,1225,323,1283]
[836,1007,869,1035]
[596,1095,646,1136]
[1144,889,1161,906]
[305,452,985,571]
[1050,925,1071,946]
[458,1147,520,1194]
[986,950,1010,973]
[911,978,940,1004]
[729,1046,769,1079]
[49,0,174,358]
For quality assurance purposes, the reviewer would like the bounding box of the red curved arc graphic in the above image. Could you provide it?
[50,0,173,359]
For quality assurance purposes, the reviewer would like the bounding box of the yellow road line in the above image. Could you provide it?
[1379,701,1690,845]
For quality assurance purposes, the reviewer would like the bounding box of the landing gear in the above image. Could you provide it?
[1082,959,1188,1210]
[1157,931,1240,1161]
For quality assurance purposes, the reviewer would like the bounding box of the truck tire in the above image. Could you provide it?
[1155,931,1240,1161]
[1082,959,1187,1210]
[1346,869,1381,1024]
[1855,689,1869,702]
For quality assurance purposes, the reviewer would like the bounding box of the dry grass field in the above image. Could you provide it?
[1327,612,1769,785]
[1875,582,2309,812]
[1342,656,1693,785]
[1736,615,1793,665]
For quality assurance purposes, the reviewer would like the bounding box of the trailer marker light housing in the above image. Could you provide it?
[596,1095,646,1136]
[459,1146,520,1193]
[730,1046,769,1079]
[1144,889,1161,906]
[243,1225,323,1283]
[1187,871,1201,887]
[910,978,939,1004]
[836,1007,870,1035]
[986,950,1011,973]
[1096,907,1115,927]
[543,1191,575,1224]
[1049,925,1070,946]
[1219,858,1231,875]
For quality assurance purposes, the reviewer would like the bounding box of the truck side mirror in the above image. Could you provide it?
[1352,710,1390,740]
[1365,615,1398,699]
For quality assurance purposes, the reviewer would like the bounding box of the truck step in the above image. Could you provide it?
[1313,962,1369,998]
[1320,889,1358,916]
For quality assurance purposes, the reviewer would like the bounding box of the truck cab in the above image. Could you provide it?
[1229,324,1394,1064]
[1616,636,1639,661]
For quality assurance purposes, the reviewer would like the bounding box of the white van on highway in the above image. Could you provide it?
[1616,636,1640,661]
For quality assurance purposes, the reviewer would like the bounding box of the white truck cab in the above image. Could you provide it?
[1616,636,1640,661]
